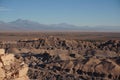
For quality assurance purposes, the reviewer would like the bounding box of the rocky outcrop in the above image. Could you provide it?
[0,37,120,80]
[19,51,120,80]
[0,37,120,54]
[0,49,29,80]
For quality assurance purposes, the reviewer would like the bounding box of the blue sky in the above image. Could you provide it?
[0,0,120,26]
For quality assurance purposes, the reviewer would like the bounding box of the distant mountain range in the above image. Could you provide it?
[0,19,120,32]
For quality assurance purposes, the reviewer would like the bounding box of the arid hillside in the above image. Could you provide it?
[0,32,120,80]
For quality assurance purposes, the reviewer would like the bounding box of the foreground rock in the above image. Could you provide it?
[16,49,119,80]
[0,49,29,80]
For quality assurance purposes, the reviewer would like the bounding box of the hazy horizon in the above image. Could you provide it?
[0,0,120,27]
[0,18,120,32]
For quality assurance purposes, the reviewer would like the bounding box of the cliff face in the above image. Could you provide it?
[0,49,29,80]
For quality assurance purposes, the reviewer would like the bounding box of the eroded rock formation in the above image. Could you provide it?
[0,49,29,80]
[0,37,120,80]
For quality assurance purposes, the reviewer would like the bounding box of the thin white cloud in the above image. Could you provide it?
[0,6,11,11]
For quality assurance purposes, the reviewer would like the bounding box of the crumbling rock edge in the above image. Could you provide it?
[0,49,29,80]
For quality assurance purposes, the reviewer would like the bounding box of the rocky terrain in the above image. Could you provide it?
[0,49,29,80]
[0,35,120,80]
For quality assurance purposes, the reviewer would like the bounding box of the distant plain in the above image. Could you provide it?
[0,32,120,41]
